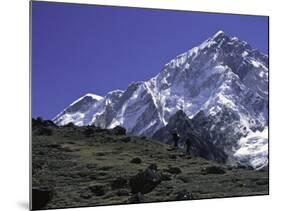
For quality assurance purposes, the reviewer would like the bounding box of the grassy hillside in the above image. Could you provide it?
[32,120,268,210]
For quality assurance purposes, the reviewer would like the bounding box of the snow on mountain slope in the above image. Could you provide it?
[53,93,104,126]
[53,31,268,169]
[234,127,268,170]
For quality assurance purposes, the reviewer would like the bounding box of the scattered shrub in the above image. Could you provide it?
[130,157,142,164]
[112,126,126,135]
[201,166,226,174]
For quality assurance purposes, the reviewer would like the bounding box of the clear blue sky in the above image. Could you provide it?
[32,1,268,119]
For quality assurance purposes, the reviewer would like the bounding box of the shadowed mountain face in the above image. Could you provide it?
[152,110,228,163]
[53,31,268,169]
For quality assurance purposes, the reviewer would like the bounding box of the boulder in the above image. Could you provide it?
[129,164,161,194]
[175,190,193,200]
[89,185,106,196]
[112,126,126,135]
[95,152,106,156]
[166,166,182,174]
[202,166,226,174]
[130,157,142,164]
[32,187,53,210]
[64,122,75,127]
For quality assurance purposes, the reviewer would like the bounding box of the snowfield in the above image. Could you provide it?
[234,127,268,170]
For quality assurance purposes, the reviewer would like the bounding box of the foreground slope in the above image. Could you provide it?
[32,120,268,210]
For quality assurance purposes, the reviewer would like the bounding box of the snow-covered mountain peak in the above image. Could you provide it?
[198,30,228,49]
[162,31,253,74]
[212,30,225,38]
[106,90,124,98]
[53,93,104,126]
[65,93,103,110]
[81,93,103,101]
[210,30,227,41]
[53,31,268,169]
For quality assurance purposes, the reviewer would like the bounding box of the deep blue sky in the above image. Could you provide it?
[32,1,268,119]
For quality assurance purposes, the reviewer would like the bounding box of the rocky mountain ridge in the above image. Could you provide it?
[53,31,268,169]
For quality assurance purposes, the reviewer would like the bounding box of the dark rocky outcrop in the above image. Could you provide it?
[201,166,226,175]
[130,157,142,164]
[129,164,161,194]
[111,126,126,135]
[175,190,193,200]
[152,110,228,163]
[32,118,57,128]
[165,166,182,175]
[32,118,57,136]
[32,187,53,210]
[63,122,75,128]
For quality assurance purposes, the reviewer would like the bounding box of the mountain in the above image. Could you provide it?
[152,110,228,163]
[53,31,268,169]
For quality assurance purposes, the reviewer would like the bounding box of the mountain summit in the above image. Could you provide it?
[53,31,268,169]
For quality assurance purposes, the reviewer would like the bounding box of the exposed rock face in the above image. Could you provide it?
[129,164,162,194]
[111,126,126,135]
[32,187,53,210]
[152,110,228,163]
[53,31,268,169]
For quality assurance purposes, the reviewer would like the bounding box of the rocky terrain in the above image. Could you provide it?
[32,118,269,210]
